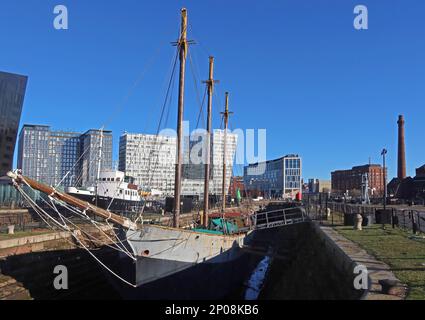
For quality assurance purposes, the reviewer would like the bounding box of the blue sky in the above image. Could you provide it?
[1,0,424,180]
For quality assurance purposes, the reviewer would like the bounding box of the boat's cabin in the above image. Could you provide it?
[96,170,140,201]
[97,171,136,184]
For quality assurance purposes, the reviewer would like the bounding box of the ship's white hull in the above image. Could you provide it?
[126,225,251,286]
[107,225,256,299]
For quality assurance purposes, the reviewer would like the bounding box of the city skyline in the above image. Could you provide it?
[1,1,424,181]
[1,1,425,303]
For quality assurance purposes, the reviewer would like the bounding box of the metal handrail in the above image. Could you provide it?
[251,207,306,230]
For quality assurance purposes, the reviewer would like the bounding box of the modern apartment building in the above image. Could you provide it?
[119,130,238,198]
[0,71,28,176]
[80,129,113,187]
[18,125,112,188]
[244,155,302,199]
[182,130,238,197]
[119,133,177,195]
[17,125,50,184]
[48,130,81,187]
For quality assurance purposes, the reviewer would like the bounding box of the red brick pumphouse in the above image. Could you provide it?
[331,164,387,197]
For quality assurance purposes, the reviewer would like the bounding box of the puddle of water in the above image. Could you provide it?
[244,256,271,300]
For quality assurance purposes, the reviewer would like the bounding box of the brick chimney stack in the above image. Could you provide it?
[397,115,406,180]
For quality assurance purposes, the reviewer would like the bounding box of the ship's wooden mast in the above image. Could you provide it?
[7,171,138,230]
[202,56,217,228]
[95,127,104,207]
[173,8,188,228]
[221,92,233,213]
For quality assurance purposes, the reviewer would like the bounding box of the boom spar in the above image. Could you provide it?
[7,171,138,230]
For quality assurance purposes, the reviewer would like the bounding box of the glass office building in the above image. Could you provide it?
[244,154,302,199]
[0,71,28,177]
[284,156,302,191]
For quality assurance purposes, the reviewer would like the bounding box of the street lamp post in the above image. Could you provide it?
[381,149,387,210]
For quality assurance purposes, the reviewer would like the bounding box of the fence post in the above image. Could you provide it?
[403,211,406,230]
[412,210,417,234]
[325,194,328,222]
[374,207,377,225]
[392,208,395,229]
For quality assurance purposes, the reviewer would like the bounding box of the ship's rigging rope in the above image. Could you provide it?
[129,23,209,226]
[51,40,179,218]
[54,144,90,189]
[195,87,207,130]
[57,200,136,260]
[127,18,188,204]
[13,178,139,287]
[188,50,207,130]
[53,40,166,192]
[11,14,240,288]
[132,44,180,223]
[16,178,137,258]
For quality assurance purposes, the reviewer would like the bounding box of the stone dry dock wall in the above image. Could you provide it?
[259,222,362,300]
[259,221,406,300]
[0,208,237,300]
[0,228,121,300]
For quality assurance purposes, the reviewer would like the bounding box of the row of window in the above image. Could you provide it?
[100,177,122,182]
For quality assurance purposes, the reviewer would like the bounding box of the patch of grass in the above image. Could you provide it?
[335,225,425,300]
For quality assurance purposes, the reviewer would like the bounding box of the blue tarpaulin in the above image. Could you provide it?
[211,218,238,234]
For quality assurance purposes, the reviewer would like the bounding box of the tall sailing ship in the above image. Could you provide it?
[8,8,257,299]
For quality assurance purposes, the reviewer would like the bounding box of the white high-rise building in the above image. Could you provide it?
[80,129,113,187]
[119,133,177,196]
[182,130,238,198]
[119,130,238,198]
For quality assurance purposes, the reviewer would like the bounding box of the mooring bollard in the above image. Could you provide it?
[8,225,15,235]
[379,279,404,296]
[354,214,363,231]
